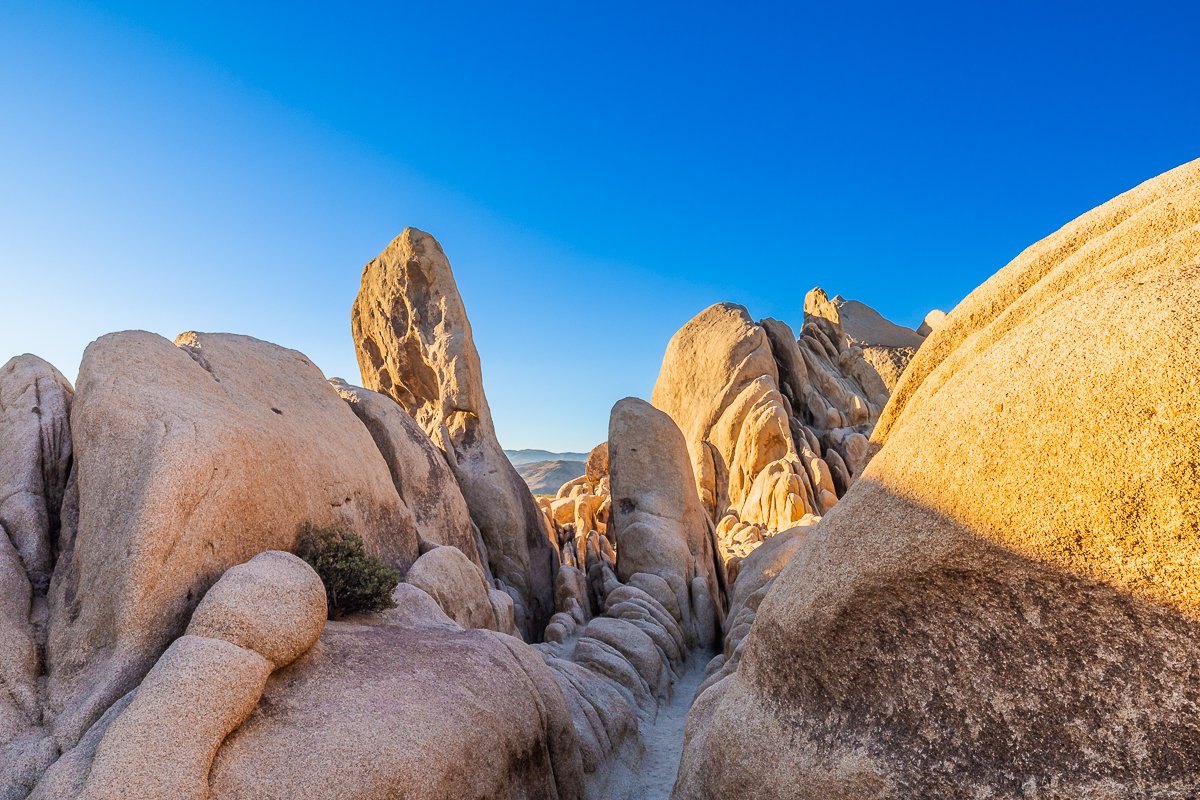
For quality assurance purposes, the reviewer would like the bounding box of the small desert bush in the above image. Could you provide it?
[296,525,399,618]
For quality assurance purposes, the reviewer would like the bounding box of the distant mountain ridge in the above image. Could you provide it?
[504,448,589,466]
[513,459,586,495]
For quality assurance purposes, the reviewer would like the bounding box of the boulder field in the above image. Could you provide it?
[2,159,1198,799]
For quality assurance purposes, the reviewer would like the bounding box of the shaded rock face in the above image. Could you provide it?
[0,356,73,592]
[404,545,513,632]
[44,331,418,755]
[0,356,73,795]
[675,159,1200,799]
[70,552,325,800]
[352,228,556,638]
[329,379,488,573]
[530,403,732,794]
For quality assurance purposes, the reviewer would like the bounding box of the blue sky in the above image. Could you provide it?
[2,1,1197,451]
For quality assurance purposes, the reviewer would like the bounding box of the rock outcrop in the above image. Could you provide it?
[0,355,74,796]
[44,331,418,756]
[0,356,73,592]
[329,378,488,573]
[72,551,325,800]
[916,308,947,336]
[608,398,722,651]
[651,296,907,571]
[531,400,730,794]
[208,586,587,800]
[404,545,514,632]
[803,289,926,393]
[352,228,556,638]
[675,159,1200,798]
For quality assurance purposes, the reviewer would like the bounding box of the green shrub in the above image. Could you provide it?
[296,525,399,618]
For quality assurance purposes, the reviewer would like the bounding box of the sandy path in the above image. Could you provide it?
[622,653,711,800]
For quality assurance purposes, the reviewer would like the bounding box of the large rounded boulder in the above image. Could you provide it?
[44,331,418,753]
[674,159,1200,798]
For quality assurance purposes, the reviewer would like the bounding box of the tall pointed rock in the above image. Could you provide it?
[352,228,556,638]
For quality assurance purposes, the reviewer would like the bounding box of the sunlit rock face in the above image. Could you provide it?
[649,291,916,574]
[41,331,418,763]
[608,398,723,651]
[806,289,927,393]
[352,228,557,638]
[674,158,1200,799]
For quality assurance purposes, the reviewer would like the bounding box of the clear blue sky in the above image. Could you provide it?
[2,1,1197,451]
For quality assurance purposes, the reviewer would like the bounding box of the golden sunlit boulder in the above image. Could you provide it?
[674,158,1200,799]
[916,307,947,336]
[651,295,902,566]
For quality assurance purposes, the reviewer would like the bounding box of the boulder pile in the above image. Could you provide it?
[650,289,922,575]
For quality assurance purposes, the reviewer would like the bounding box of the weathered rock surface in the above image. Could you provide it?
[329,378,487,572]
[404,545,501,631]
[675,158,1200,799]
[812,291,926,393]
[0,355,73,591]
[74,551,325,800]
[609,398,722,650]
[44,331,417,754]
[0,355,74,793]
[916,308,947,336]
[352,228,556,637]
[652,297,902,567]
[208,610,586,800]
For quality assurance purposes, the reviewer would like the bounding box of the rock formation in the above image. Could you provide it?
[0,356,73,795]
[674,158,1200,798]
[608,399,722,651]
[650,292,915,573]
[916,307,947,336]
[805,289,927,392]
[352,228,557,638]
[208,584,588,800]
[8,153,1200,800]
[45,331,419,763]
[66,551,326,800]
[329,378,489,573]
[404,545,516,633]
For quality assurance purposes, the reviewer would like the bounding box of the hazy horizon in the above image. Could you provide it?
[3,1,1198,451]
